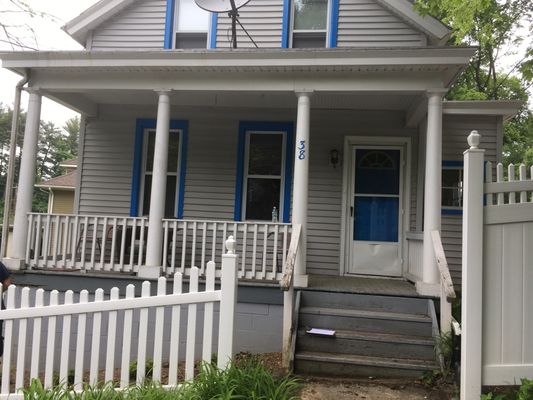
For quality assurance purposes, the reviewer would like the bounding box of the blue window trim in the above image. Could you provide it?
[442,160,464,216]
[164,0,176,49]
[281,0,291,48]
[130,118,189,219]
[328,0,339,48]
[234,121,294,223]
[209,13,218,49]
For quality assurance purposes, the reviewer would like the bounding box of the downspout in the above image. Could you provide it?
[1,70,30,258]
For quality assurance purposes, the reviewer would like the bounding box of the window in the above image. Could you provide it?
[173,0,210,48]
[292,0,328,48]
[235,122,294,223]
[131,120,188,219]
[442,161,463,215]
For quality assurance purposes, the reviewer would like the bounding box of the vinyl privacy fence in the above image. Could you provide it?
[0,237,238,399]
[461,132,533,400]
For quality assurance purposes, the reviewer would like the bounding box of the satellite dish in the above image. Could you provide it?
[194,0,251,13]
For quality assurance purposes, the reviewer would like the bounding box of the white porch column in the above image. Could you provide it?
[4,90,42,269]
[292,91,312,287]
[139,90,171,279]
[418,90,445,296]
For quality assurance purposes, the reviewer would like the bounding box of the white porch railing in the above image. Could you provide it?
[26,213,148,273]
[25,213,291,281]
[0,238,238,399]
[406,231,424,281]
[162,219,291,280]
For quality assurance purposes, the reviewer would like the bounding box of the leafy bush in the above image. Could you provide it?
[21,355,300,400]
[481,378,533,400]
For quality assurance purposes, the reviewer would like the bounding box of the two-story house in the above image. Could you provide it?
[0,0,521,377]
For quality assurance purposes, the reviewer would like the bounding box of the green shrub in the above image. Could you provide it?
[481,378,533,400]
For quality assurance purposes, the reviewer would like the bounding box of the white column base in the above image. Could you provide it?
[2,257,25,271]
[415,281,440,297]
[293,274,309,288]
[137,265,162,280]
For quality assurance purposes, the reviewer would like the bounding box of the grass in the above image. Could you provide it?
[21,355,300,400]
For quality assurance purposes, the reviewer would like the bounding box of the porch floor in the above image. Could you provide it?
[306,275,420,297]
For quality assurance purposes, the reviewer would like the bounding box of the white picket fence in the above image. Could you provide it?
[461,131,533,400]
[25,213,290,281]
[0,237,238,399]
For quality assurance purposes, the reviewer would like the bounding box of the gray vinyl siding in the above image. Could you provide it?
[79,105,418,277]
[215,0,284,48]
[441,115,500,286]
[337,0,426,47]
[90,0,166,50]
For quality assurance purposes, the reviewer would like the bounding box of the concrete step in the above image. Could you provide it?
[296,328,435,361]
[300,291,428,315]
[294,351,437,378]
[299,306,433,336]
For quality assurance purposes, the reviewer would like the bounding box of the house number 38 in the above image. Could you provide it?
[298,140,306,160]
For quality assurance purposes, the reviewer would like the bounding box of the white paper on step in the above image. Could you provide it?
[306,328,336,336]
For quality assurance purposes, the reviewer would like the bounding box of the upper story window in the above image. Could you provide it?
[442,161,463,215]
[173,0,210,48]
[292,0,328,48]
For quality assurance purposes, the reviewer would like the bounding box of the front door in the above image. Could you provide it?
[348,146,403,276]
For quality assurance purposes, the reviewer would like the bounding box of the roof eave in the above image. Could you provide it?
[443,100,524,120]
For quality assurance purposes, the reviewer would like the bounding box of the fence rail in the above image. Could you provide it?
[25,213,291,281]
[0,239,238,399]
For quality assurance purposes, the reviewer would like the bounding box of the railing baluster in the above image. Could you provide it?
[89,216,98,271]
[137,218,146,272]
[163,220,169,275]
[74,290,88,391]
[168,272,182,386]
[109,218,118,271]
[262,224,268,279]
[99,217,108,271]
[118,218,127,272]
[200,222,207,275]
[25,213,34,266]
[241,224,247,278]
[70,216,80,269]
[282,225,288,268]
[80,216,89,269]
[59,290,73,384]
[52,214,60,266]
[252,224,258,279]
[128,218,137,273]
[34,214,42,268]
[180,221,187,273]
[273,224,279,277]
[42,214,51,268]
[191,221,197,268]
[60,216,69,268]
[170,220,178,275]
[222,222,228,260]
[211,222,217,263]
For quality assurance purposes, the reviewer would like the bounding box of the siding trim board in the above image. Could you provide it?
[164,0,176,49]
[209,13,218,49]
[130,118,189,218]
[234,121,294,223]
[328,0,340,48]
[281,0,291,48]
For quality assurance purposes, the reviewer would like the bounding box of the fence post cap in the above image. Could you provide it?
[225,236,236,254]
[468,131,481,149]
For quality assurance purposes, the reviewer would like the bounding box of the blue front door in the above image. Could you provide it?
[349,146,403,276]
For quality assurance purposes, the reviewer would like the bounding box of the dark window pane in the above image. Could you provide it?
[146,131,156,172]
[355,149,400,195]
[248,134,283,176]
[245,178,281,220]
[443,169,461,188]
[175,32,208,49]
[442,188,462,207]
[165,176,177,218]
[354,197,399,242]
[292,32,326,48]
[168,133,180,173]
[142,175,152,216]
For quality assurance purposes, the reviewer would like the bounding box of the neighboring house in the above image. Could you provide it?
[0,0,522,377]
[35,159,78,214]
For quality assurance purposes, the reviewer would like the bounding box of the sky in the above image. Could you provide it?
[0,0,100,128]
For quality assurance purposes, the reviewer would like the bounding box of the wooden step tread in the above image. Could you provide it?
[299,306,431,323]
[298,328,434,346]
[295,351,437,371]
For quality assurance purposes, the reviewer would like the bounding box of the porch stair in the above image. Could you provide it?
[293,290,438,378]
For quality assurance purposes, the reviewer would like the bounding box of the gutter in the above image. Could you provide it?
[1,70,29,259]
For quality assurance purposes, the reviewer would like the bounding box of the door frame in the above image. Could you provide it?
[340,136,412,277]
